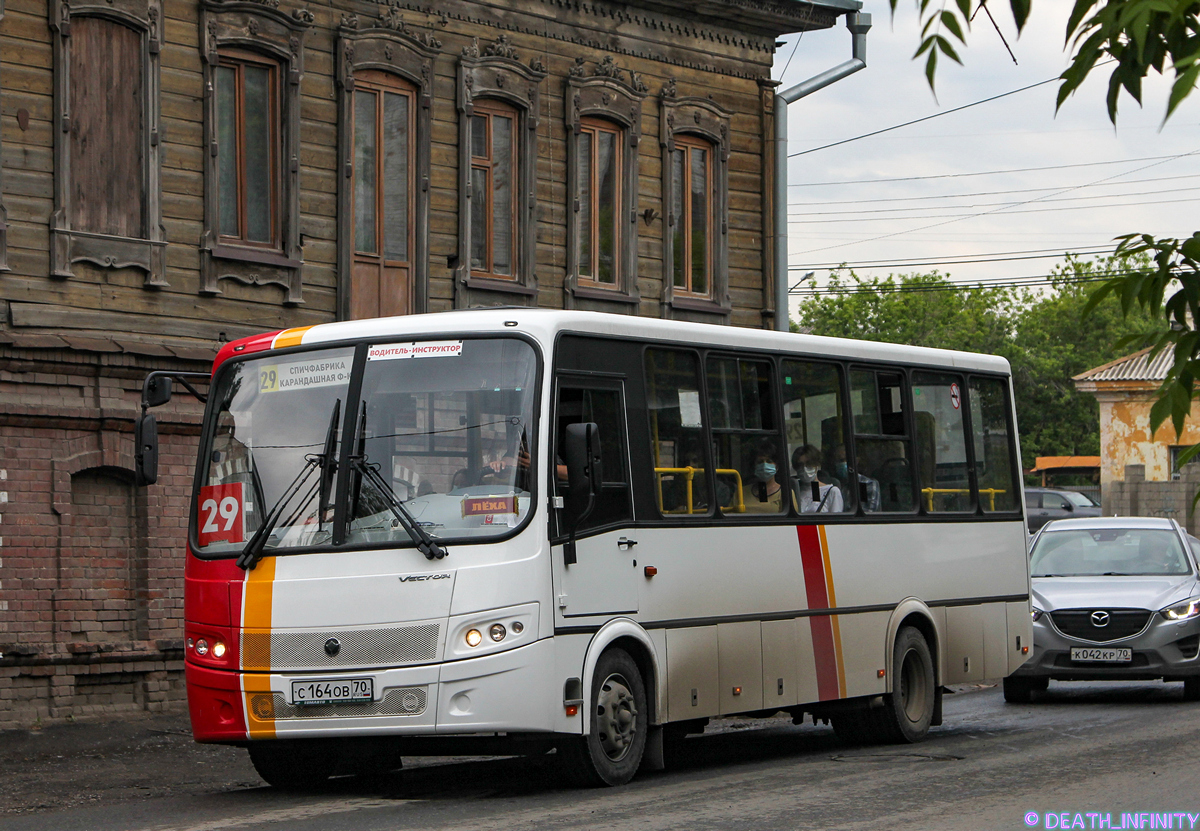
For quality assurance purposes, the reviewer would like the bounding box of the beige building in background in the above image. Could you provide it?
[1074,348,1200,493]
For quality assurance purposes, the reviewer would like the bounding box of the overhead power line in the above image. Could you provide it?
[788,75,1061,158]
[789,154,1189,188]
[787,192,1200,223]
[787,269,1135,296]
[788,245,1117,271]
[788,173,1200,207]
[793,148,1200,256]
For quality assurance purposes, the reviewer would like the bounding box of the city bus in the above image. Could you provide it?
[138,308,1032,788]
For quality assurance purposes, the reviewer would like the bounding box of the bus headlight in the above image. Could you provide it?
[465,628,483,647]
[489,623,506,642]
[212,641,227,658]
[195,639,209,656]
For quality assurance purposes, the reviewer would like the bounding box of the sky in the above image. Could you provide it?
[771,1,1200,322]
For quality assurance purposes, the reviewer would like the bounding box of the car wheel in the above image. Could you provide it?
[1184,678,1200,701]
[875,626,935,743]
[247,740,339,790]
[1002,676,1039,703]
[560,648,648,787]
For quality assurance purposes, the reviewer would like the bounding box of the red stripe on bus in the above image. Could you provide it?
[797,525,840,701]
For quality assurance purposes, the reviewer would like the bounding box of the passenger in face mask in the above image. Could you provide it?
[792,444,844,513]
[744,442,786,513]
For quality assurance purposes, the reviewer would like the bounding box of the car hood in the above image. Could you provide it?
[1032,575,1199,612]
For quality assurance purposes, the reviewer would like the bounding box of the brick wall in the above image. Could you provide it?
[0,340,207,729]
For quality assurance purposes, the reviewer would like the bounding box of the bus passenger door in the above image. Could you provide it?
[553,380,638,618]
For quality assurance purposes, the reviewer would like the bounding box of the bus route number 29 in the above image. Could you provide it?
[198,482,245,547]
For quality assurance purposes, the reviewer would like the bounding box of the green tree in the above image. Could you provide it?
[896,0,1200,440]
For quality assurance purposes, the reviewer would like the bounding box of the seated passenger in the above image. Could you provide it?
[744,443,787,514]
[792,445,844,513]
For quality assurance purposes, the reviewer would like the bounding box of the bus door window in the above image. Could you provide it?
[707,356,784,514]
[781,360,853,514]
[645,349,711,516]
[969,376,1019,512]
[850,369,916,513]
[553,384,632,534]
[912,371,974,513]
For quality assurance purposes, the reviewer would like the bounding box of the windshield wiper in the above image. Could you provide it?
[237,400,341,571]
[345,402,448,560]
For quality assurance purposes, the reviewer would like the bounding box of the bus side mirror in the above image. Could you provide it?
[562,422,602,565]
[134,414,159,486]
[144,376,173,408]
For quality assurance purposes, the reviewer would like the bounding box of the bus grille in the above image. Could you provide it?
[1048,609,1153,643]
[267,624,439,669]
[253,686,428,720]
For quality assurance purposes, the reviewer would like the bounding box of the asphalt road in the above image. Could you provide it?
[3,680,1199,831]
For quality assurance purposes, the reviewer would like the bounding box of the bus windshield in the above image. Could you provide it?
[196,337,539,557]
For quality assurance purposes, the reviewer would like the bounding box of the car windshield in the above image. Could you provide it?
[195,337,539,556]
[1030,528,1191,577]
[1062,491,1098,507]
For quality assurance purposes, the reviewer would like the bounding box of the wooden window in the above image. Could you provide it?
[215,51,279,249]
[68,17,145,239]
[670,135,713,299]
[349,71,415,319]
[468,100,519,280]
[576,118,623,288]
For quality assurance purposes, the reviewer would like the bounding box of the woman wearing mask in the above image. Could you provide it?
[744,443,787,513]
[792,444,844,513]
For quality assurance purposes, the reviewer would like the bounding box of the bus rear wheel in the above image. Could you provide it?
[561,648,648,787]
[248,739,339,790]
[877,626,935,744]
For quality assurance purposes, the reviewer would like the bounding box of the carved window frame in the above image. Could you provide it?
[660,91,733,320]
[0,0,7,272]
[199,0,311,305]
[564,62,646,311]
[49,0,165,286]
[455,38,546,307]
[336,14,437,319]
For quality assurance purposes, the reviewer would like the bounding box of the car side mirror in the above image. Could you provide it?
[134,414,159,486]
[1063,502,1074,512]
[562,422,602,565]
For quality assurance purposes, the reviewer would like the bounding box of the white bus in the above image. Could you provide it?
[146,309,1032,788]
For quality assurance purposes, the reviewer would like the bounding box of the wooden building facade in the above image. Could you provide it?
[0,0,858,725]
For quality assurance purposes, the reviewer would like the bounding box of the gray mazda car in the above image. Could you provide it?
[1005,516,1200,702]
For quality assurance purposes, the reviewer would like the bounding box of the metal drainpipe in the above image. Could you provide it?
[773,11,872,331]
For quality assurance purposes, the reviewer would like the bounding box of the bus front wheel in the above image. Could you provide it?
[561,648,648,787]
[878,626,935,743]
[247,739,338,790]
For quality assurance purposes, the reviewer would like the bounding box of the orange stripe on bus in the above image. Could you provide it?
[240,556,276,738]
[272,326,314,349]
[818,526,847,698]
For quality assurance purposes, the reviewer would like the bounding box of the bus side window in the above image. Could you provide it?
[707,357,785,515]
[645,349,711,517]
[969,376,1019,512]
[912,371,973,513]
[781,360,854,514]
[850,369,916,513]
[555,385,632,533]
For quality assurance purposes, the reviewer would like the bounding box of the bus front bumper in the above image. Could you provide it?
[188,637,559,742]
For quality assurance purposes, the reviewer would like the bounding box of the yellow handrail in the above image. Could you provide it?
[655,467,745,514]
[920,487,1006,512]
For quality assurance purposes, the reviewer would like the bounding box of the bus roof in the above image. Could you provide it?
[222,309,1011,375]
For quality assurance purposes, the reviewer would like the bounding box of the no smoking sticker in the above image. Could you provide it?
[949,382,961,410]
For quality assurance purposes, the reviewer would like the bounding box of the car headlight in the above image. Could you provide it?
[1031,608,1044,622]
[1162,597,1200,621]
